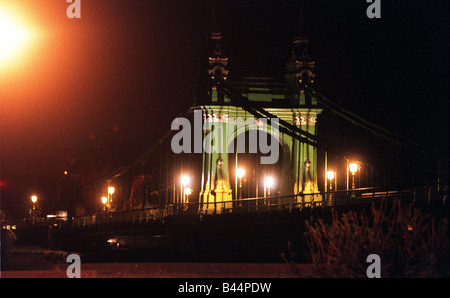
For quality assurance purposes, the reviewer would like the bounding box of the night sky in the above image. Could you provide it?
[0,0,448,217]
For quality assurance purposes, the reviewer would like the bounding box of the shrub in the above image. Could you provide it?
[304,199,449,277]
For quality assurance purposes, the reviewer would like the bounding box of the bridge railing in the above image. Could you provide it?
[70,206,171,229]
[67,185,446,228]
[199,186,447,215]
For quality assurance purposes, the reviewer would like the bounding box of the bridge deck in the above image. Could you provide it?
[8,186,446,230]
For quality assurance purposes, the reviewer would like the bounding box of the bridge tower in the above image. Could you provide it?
[195,22,323,213]
[197,31,234,212]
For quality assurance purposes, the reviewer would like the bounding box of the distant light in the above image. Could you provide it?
[56,211,67,218]
[264,176,275,188]
[108,186,115,195]
[107,238,121,248]
[64,171,68,175]
[101,196,108,205]
[349,163,359,174]
[327,171,335,181]
[236,168,246,179]
[47,214,56,218]
[181,175,191,186]
[31,195,37,203]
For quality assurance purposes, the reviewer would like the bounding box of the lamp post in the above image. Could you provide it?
[31,195,37,222]
[349,163,358,189]
[108,186,115,210]
[31,195,37,209]
[180,175,191,204]
[184,187,193,204]
[236,168,245,200]
[264,176,275,197]
[101,196,108,212]
[345,158,350,190]
[327,171,335,191]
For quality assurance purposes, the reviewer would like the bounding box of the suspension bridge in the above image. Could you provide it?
[4,27,448,263]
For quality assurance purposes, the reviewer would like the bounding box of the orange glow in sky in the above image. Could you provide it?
[0,3,37,67]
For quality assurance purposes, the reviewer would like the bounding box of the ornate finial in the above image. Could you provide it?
[285,10,316,88]
[207,0,229,85]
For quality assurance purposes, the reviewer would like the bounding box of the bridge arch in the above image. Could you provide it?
[226,128,290,200]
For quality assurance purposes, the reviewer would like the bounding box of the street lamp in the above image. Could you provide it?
[180,175,191,187]
[185,187,193,196]
[185,187,193,199]
[349,163,358,189]
[264,176,275,197]
[31,195,37,222]
[107,186,115,209]
[101,196,108,211]
[236,168,245,199]
[31,195,37,208]
[108,186,115,195]
[31,195,37,217]
[327,171,335,191]
[180,175,191,204]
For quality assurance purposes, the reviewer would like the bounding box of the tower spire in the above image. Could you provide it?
[285,10,316,89]
[207,0,228,83]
